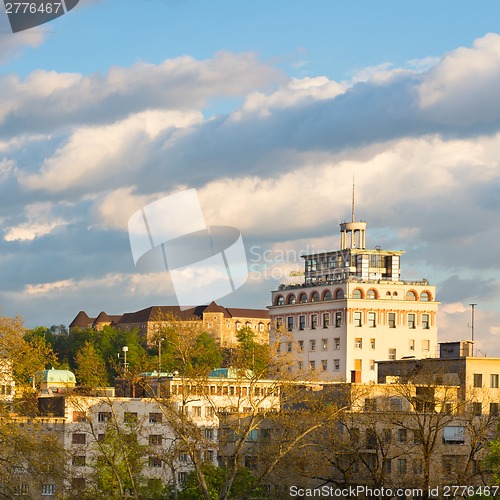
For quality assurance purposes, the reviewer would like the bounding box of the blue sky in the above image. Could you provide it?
[2,0,500,354]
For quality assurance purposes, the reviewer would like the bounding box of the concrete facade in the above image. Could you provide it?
[269,216,439,383]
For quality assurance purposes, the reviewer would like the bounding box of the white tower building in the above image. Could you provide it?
[269,204,438,383]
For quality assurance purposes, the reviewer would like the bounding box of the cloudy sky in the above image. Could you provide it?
[2,0,500,354]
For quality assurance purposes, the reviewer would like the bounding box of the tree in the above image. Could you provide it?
[75,341,108,390]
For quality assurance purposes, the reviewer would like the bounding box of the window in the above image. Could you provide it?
[14,484,28,496]
[323,313,330,328]
[298,293,307,304]
[412,459,423,474]
[335,289,345,299]
[97,433,105,443]
[409,339,415,351]
[287,317,294,331]
[244,455,257,469]
[178,472,187,483]
[72,456,86,467]
[311,315,317,329]
[472,402,482,416]
[309,360,316,370]
[324,290,332,301]
[71,478,86,490]
[355,338,362,349]
[287,342,292,352]
[276,318,283,329]
[298,341,304,351]
[420,291,430,301]
[276,295,285,306]
[73,411,87,422]
[442,455,465,475]
[299,316,305,330]
[388,348,396,360]
[408,313,416,329]
[390,398,403,411]
[192,406,202,417]
[491,374,499,388]
[311,291,319,302]
[335,312,342,327]
[124,412,137,423]
[368,312,376,328]
[384,459,392,474]
[443,426,465,445]
[370,338,375,349]
[422,339,430,351]
[334,338,340,349]
[149,435,162,446]
[473,374,483,388]
[310,340,316,351]
[204,450,214,462]
[72,433,86,445]
[366,429,377,448]
[406,291,416,301]
[321,360,328,371]
[287,294,296,305]
[398,458,407,474]
[149,412,162,423]
[334,359,340,371]
[41,484,55,496]
[149,456,162,467]
[322,339,328,350]
[98,412,111,422]
[352,289,362,299]
[388,313,396,328]
[298,361,303,370]
[367,289,377,299]
[397,428,407,443]
[369,359,375,371]
[205,407,215,418]
[354,311,362,327]
[490,403,499,416]
[422,314,429,329]
[205,428,215,440]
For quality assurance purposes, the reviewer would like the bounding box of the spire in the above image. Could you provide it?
[340,178,367,250]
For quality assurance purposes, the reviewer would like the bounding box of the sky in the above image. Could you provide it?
[1,0,500,354]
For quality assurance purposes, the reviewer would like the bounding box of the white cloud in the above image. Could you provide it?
[419,33,500,125]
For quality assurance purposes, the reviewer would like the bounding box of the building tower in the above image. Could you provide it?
[268,205,439,383]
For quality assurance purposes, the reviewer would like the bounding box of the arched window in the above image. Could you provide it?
[311,291,320,302]
[406,290,417,301]
[323,290,332,301]
[352,288,363,299]
[335,289,345,300]
[386,291,391,296]
[276,295,285,306]
[393,291,398,297]
[367,289,378,299]
[287,294,296,305]
[298,293,307,304]
[421,291,431,301]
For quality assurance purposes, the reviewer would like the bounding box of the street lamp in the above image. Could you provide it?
[157,338,165,397]
[117,346,129,373]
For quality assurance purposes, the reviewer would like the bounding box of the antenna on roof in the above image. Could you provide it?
[351,174,355,223]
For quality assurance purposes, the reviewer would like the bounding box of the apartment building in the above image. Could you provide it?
[26,369,280,498]
[269,215,438,383]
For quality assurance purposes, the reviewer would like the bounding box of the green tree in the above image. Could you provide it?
[75,341,108,389]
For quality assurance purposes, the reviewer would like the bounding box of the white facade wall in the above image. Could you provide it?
[270,282,438,383]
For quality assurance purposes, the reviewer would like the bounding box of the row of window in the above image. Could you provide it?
[275,289,432,306]
[473,373,500,388]
[277,312,431,330]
